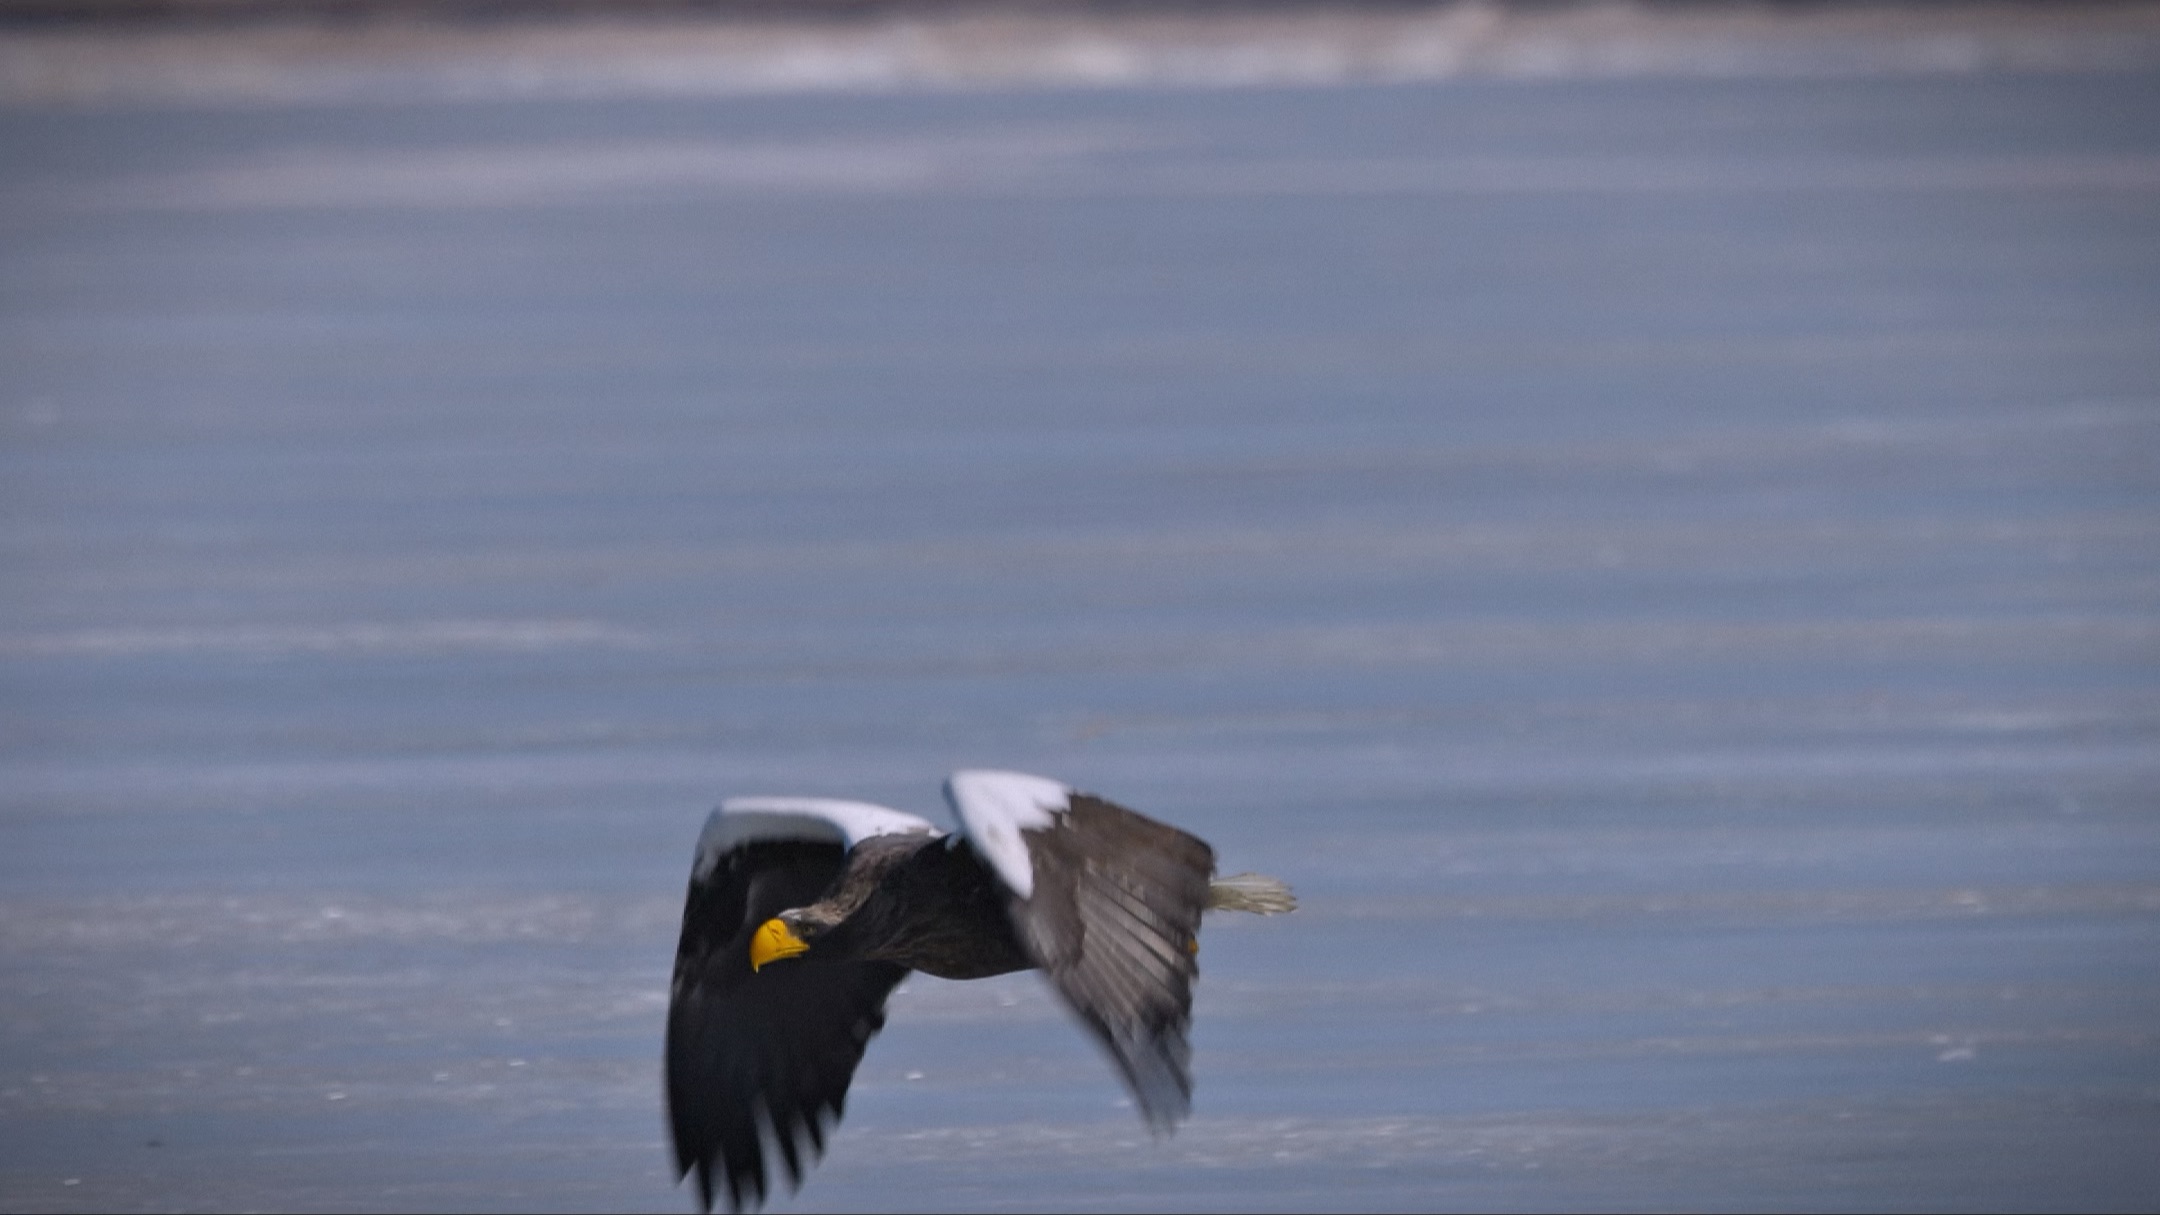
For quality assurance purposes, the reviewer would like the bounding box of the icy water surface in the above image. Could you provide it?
[3,63,2159,1212]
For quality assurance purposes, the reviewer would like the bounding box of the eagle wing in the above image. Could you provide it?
[943,770,1215,1129]
[665,798,935,1211]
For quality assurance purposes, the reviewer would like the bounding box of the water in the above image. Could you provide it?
[3,58,2158,1213]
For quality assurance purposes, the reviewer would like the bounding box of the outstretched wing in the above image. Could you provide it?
[665,798,933,1211]
[943,770,1214,1130]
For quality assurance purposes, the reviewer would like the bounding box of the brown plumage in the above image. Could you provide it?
[663,771,1293,1211]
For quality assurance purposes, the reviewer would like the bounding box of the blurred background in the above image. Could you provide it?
[4,1,2159,1211]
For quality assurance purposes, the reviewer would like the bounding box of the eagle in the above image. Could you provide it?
[664,769,1296,1211]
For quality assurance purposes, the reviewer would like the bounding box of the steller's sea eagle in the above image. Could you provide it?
[664,768,1296,1211]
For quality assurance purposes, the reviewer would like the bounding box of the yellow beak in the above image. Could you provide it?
[750,917,810,972]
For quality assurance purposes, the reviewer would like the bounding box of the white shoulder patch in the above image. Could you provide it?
[943,769,1072,900]
[692,797,939,881]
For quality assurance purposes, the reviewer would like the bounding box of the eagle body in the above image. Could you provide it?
[664,771,1293,1212]
[786,832,1033,981]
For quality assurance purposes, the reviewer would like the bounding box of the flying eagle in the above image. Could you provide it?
[664,769,1296,1211]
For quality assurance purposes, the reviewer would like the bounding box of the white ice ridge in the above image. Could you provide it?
[0,619,649,659]
[943,769,1071,901]
[694,797,937,881]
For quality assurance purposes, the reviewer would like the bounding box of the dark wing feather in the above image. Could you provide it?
[1005,793,1214,1129]
[665,839,908,1212]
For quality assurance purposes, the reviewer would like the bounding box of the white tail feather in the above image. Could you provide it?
[1207,872,1297,915]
